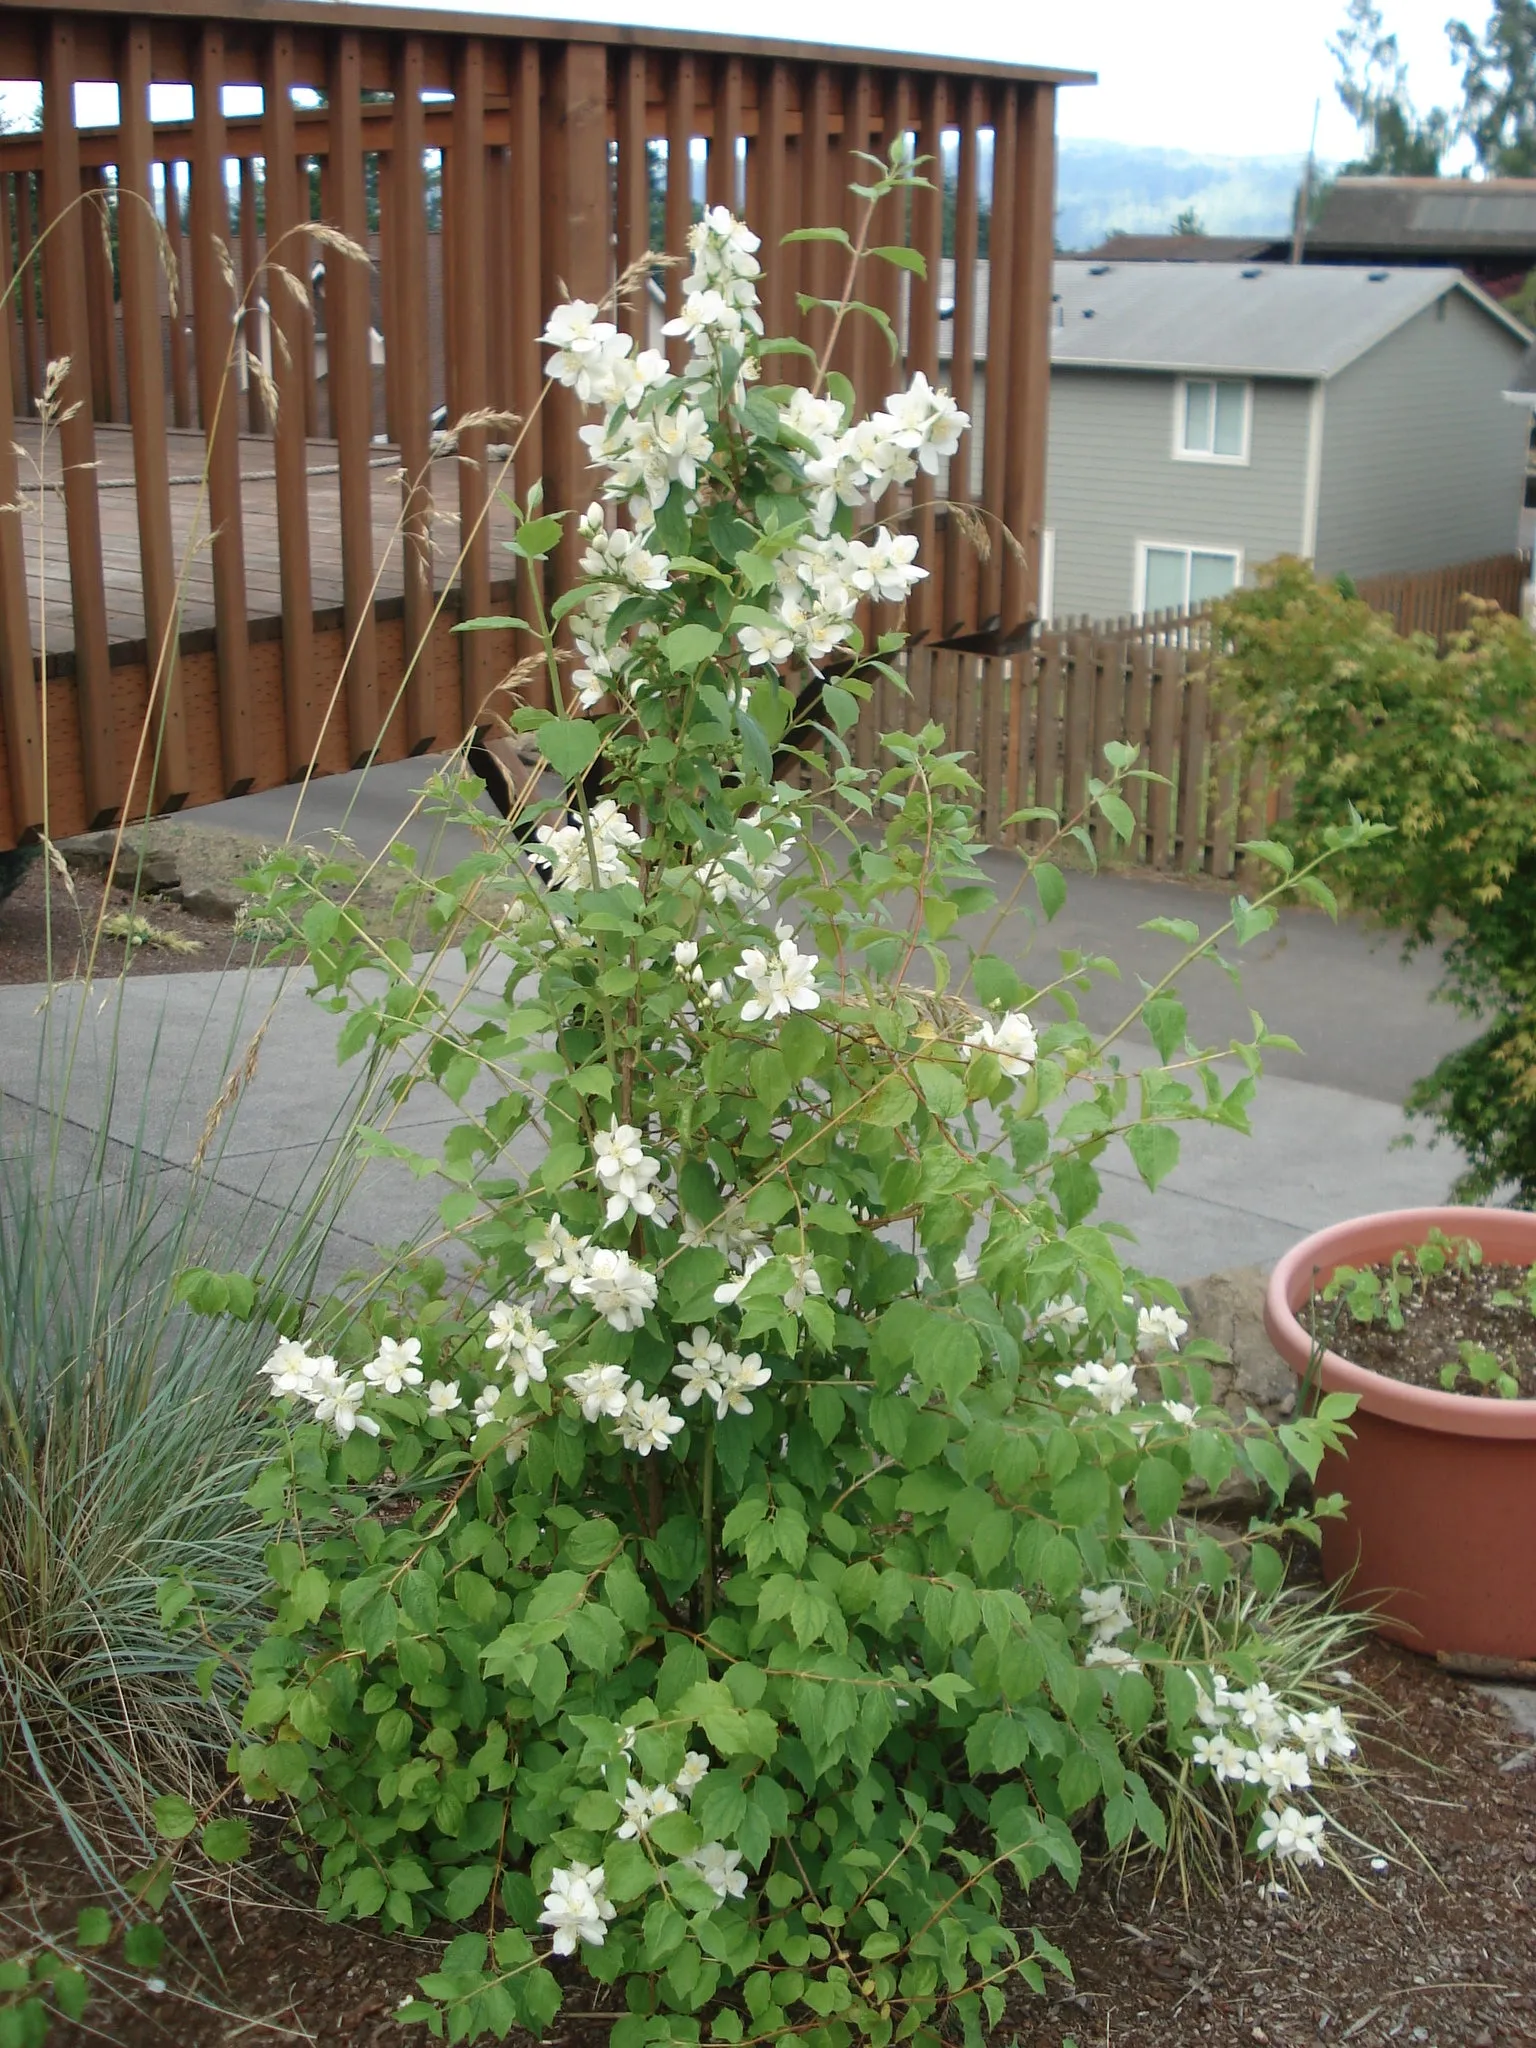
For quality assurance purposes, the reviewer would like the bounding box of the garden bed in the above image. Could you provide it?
[8,1640,1532,2048]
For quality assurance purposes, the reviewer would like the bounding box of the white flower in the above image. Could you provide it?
[565,1363,632,1423]
[1253,1746,1313,1795]
[534,798,644,892]
[1287,1706,1358,1766]
[673,1750,710,1800]
[738,620,796,668]
[715,1349,771,1419]
[261,1338,328,1401]
[1084,1642,1143,1674]
[362,1335,425,1395]
[473,1384,504,1432]
[529,1214,591,1289]
[485,1302,556,1395]
[953,1251,978,1285]
[1079,1584,1133,1643]
[674,1328,728,1409]
[1162,1400,1196,1425]
[736,936,820,1023]
[426,1379,463,1418]
[542,299,614,357]
[964,1009,1037,1079]
[713,1245,771,1307]
[1192,1732,1253,1782]
[783,1252,824,1314]
[309,1373,379,1441]
[538,1862,616,1954]
[1035,1295,1089,1337]
[681,1841,748,1902]
[1231,1682,1289,1748]
[592,1118,663,1226]
[845,527,926,603]
[570,1247,658,1331]
[617,1388,686,1456]
[1054,1357,1139,1415]
[615,1778,680,1841]
[1137,1302,1190,1355]
[1256,1805,1327,1866]
[1194,1676,1235,1729]
[673,939,699,971]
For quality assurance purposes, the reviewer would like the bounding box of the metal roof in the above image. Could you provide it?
[1309,176,1536,256]
[1079,233,1289,263]
[1045,259,1531,380]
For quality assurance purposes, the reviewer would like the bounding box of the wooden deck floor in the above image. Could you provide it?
[13,420,522,658]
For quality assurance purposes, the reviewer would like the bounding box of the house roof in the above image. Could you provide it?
[1308,176,1536,259]
[1079,233,1290,263]
[1042,259,1532,379]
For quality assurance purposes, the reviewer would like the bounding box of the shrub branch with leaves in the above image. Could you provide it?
[189,173,1375,2046]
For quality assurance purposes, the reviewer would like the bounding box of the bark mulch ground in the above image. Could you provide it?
[4,1641,1533,2048]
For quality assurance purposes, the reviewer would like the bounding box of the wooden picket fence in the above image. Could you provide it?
[853,630,1265,880]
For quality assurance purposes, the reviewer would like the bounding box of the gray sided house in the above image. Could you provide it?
[943,259,1531,623]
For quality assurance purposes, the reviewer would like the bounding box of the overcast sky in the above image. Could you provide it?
[1,0,1479,166]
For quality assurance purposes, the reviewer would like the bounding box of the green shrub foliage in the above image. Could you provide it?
[209,189,1367,2046]
[1212,557,1536,1204]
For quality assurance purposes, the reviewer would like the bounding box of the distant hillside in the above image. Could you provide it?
[1055,140,1314,252]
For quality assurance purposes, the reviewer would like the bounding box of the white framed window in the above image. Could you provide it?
[1174,377,1252,464]
[1136,541,1243,617]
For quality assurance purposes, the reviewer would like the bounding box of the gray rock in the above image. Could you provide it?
[177,884,243,923]
[1183,1264,1297,1421]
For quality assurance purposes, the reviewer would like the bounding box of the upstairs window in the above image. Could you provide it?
[1176,378,1251,464]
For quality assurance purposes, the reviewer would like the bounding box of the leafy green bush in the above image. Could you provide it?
[1211,557,1536,1203]
[204,189,1374,2046]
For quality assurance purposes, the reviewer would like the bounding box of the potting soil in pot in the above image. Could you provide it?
[1303,1258,1536,1398]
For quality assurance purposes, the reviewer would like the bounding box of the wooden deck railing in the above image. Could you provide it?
[0,0,1083,849]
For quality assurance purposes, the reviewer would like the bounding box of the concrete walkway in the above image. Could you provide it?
[0,756,1476,1289]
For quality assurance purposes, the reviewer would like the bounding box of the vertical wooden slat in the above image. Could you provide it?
[944,82,982,638]
[1177,658,1209,872]
[391,33,436,753]
[509,41,544,536]
[262,28,317,776]
[906,75,945,642]
[1034,631,1062,826]
[190,24,255,795]
[840,68,875,413]
[80,167,117,422]
[980,651,1004,841]
[327,30,381,765]
[119,18,189,811]
[803,66,835,317]
[758,62,792,359]
[1146,645,1177,869]
[239,154,265,433]
[616,49,650,342]
[1002,654,1028,847]
[0,265,42,840]
[41,20,119,829]
[298,151,320,440]
[1124,636,1152,861]
[542,40,610,609]
[978,85,1016,634]
[450,36,493,730]
[164,162,192,427]
[1003,84,1057,633]
[0,177,23,418]
[15,174,44,410]
[708,55,743,213]
[377,142,398,441]
[664,54,696,368]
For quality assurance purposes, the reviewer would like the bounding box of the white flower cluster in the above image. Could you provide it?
[761,527,926,669]
[534,798,644,892]
[261,1335,398,1441]
[1054,1356,1140,1415]
[736,931,821,1023]
[1191,1674,1357,1866]
[1136,1301,1190,1355]
[1079,1583,1142,1674]
[664,205,765,357]
[530,1213,659,1333]
[673,939,728,1009]
[698,807,798,913]
[484,1301,556,1396]
[673,1327,773,1418]
[539,1744,744,1957]
[592,1118,663,1225]
[542,300,670,413]
[796,369,967,533]
[712,1246,823,1315]
[964,1008,1038,1080]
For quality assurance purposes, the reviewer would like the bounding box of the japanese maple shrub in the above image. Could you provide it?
[208,170,1370,2047]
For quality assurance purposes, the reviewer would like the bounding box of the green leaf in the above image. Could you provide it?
[1124,1124,1180,1192]
[862,1074,917,1127]
[1034,862,1067,921]
[1095,790,1136,842]
[1133,1455,1183,1529]
[201,1818,251,1864]
[453,613,532,634]
[75,1908,112,1950]
[538,720,603,780]
[442,1864,495,1922]
[664,623,724,672]
[289,1564,330,1624]
[781,226,854,247]
[869,244,927,275]
[510,513,563,560]
[1239,837,1294,875]
[152,1794,198,1841]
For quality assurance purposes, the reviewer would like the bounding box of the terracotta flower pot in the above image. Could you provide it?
[1264,1206,1536,1660]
